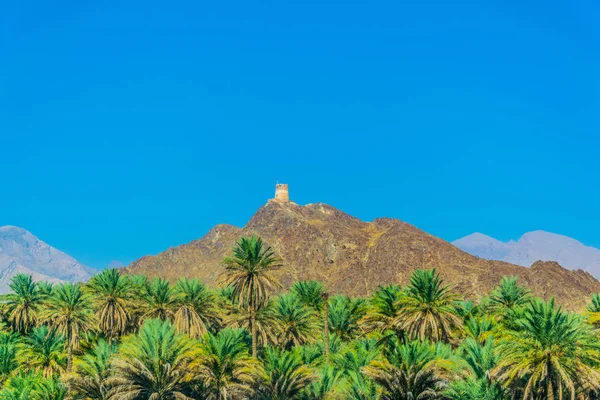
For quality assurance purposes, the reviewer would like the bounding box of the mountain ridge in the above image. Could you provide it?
[0,225,94,293]
[127,201,600,310]
[453,230,600,278]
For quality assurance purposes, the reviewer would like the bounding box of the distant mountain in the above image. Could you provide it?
[127,198,600,310]
[453,231,600,278]
[106,260,125,269]
[0,226,95,294]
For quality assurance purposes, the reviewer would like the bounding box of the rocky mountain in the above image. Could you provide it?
[0,226,95,293]
[127,201,600,310]
[453,231,600,279]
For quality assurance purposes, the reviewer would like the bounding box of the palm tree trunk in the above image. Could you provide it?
[322,292,330,364]
[250,307,257,358]
[67,326,73,372]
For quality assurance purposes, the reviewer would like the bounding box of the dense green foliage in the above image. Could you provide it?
[1,235,600,399]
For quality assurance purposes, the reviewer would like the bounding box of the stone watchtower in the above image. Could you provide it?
[274,183,290,203]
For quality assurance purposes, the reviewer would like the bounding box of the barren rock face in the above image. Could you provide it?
[127,202,600,311]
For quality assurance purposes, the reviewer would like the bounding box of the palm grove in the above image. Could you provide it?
[2,236,600,399]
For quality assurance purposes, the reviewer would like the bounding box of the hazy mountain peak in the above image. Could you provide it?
[454,232,504,245]
[0,226,94,293]
[453,230,600,279]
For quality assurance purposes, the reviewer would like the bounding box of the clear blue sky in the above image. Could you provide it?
[1,0,599,269]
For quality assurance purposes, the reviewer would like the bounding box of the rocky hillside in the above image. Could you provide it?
[127,201,600,310]
[0,226,95,293]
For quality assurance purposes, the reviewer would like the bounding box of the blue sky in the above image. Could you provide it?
[1,0,599,269]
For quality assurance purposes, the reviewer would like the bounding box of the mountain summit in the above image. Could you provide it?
[128,199,600,310]
[453,231,600,279]
[0,226,94,293]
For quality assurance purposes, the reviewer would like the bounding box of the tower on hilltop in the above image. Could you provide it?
[274,183,290,203]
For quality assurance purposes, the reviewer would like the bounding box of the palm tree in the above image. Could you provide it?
[67,340,115,400]
[445,376,505,400]
[586,293,600,327]
[291,281,325,311]
[39,283,95,372]
[446,337,504,400]
[107,319,195,400]
[362,339,451,400]
[393,269,462,342]
[173,278,220,338]
[463,315,496,344]
[272,294,319,350]
[256,348,315,400]
[86,269,132,344]
[4,274,41,334]
[299,366,343,400]
[194,328,259,400]
[493,298,600,399]
[36,282,54,299]
[15,326,66,378]
[35,378,67,400]
[0,373,66,400]
[327,295,367,341]
[140,278,176,323]
[221,235,282,357]
[224,299,279,348]
[488,276,530,327]
[335,338,380,400]
[361,284,403,340]
[0,331,19,383]
[321,292,330,364]
[334,337,380,373]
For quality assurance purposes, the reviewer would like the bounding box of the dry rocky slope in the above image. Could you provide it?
[127,201,600,311]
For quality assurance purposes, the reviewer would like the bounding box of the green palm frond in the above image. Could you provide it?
[393,269,462,343]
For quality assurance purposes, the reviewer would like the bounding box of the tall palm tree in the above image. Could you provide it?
[221,235,282,357]
[393,269,462,342]
[15,326,66,378]
[361,339,452,400]
[224,301,279,348]
[256,348,315,400]
[272,294,319,350]
[173,278,220,338]
[4,274,41,334]
[86,269,133,344]
[140,278,176,323]
[107,319,195,400]
[291,281,325,311]
[67,340,115,400]
[194,328,259,400]
[493,298,600,399]
[39,283,95,372]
